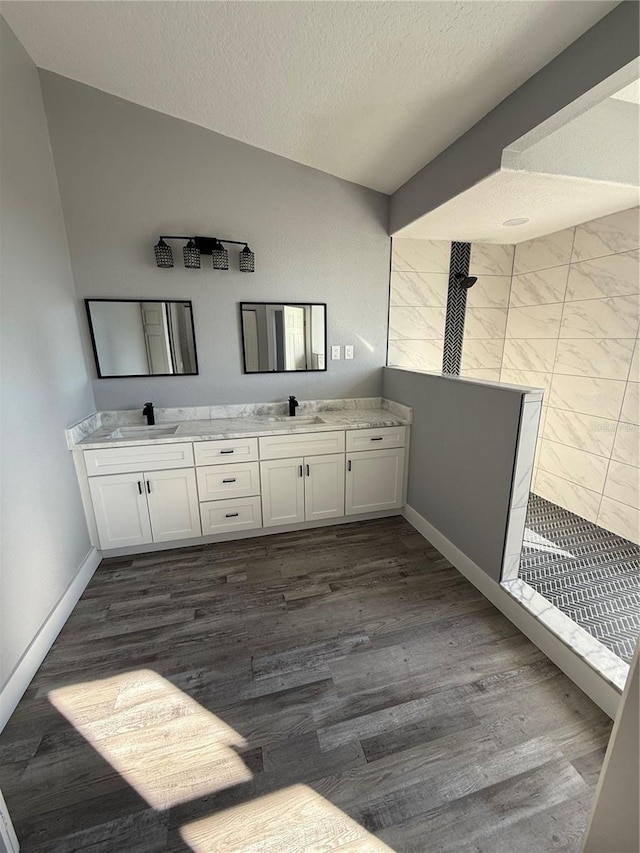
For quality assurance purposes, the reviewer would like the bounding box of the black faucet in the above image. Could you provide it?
[142,402,155,425]
[288,396,299,417]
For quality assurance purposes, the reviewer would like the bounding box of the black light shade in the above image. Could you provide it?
[212,240,229,270]
[239,244,255,273]
[154,238,173,268]
[183,239,201,269]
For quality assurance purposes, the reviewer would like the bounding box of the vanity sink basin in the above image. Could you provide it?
[109,425,179,439]
[268,415,325,426]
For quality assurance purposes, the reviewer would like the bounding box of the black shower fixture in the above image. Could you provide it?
[454,272,478,289]
[154,234,255,272]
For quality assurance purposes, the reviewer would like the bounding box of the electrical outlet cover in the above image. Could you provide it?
[345,345,354,360]
[331,346,341,360]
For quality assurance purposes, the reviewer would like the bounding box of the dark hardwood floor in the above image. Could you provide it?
[0,518,612,852]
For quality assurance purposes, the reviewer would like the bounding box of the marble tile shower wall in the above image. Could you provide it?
[388,238,514,378]
[388,238,450,371]
[501,207,639,545]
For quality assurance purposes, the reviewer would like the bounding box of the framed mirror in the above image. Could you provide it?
[85,299,198,378]
[240,302,327,373]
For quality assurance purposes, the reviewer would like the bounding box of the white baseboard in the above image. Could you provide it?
[403,504,621,719]
[0,547,101,732]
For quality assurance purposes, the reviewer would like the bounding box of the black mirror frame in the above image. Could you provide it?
[85,298,199,379]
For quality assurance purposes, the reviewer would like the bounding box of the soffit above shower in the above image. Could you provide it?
[1,0,618,194]
[396,64,640,244]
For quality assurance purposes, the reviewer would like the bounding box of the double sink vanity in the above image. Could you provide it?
[69,399,411,554]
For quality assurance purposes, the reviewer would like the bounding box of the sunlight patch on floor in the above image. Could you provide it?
[180,784,396,852]
[48,669,253,810]
[522,528,576,560]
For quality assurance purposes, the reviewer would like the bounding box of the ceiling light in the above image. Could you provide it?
[503,217,529,227]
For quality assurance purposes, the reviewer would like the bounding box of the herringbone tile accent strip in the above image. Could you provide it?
[442,241,471,375]
[521,494,640,663]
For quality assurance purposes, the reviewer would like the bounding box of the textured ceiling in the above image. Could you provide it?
[396,170,640,243]
[1,0,618,193]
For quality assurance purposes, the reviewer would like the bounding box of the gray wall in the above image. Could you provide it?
[382,367,525,579]
[40,73,391,411]
[0,20,96,692]
[390,2,640,234]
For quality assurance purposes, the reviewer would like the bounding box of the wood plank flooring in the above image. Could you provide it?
[0,518,612,852]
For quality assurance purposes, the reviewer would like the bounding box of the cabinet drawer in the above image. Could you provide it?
[346,426,406,452]
[259,431,345,460]
[194,437,258,466]
[196,462,260,501]
[200,496,262,534]
[84,442,194,476]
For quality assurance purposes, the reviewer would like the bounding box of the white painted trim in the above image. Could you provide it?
[0,788,19,853]
[0,547,101,732]
[403,504,621,719]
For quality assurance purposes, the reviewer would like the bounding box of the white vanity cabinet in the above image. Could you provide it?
[259,432,347,527]
[260,453,345,527]
[195,440,263,535]
[80,418,408,551]
[345,426,406,514]
[84,443,201,549]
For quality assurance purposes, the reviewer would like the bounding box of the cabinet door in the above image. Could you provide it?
[260,458,305,528]
[145,468,201,543]
[345,448,405,515]
[89,472,152,549]
[304,454,345,522]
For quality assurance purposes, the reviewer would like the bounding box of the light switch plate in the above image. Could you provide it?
[331,346,341,360]
[345,345,354,360]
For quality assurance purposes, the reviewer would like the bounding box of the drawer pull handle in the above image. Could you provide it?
[146,480,151,494]
[225,512,239,518]
[306,464,310,477]
[371,437,383,441]
[299,465,303,477]
[220,449,235,455]
[348,460,352,472]
[137,480,143,494]
[222,478,237,484]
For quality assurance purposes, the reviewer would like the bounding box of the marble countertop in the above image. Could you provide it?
[76,407,410,450]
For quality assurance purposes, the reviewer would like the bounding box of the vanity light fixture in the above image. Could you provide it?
[211,239,229,271]
[239,244,255,273]
[183,239,201,269]
[153,234,255,272]
[154,238,174,268]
